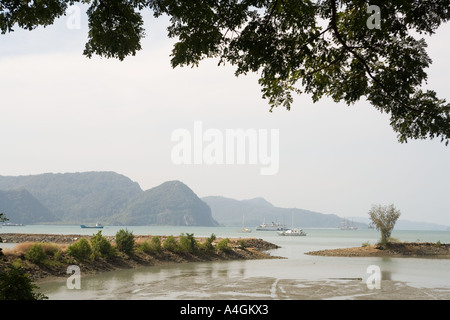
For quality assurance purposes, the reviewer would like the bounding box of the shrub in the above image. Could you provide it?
[201,233,216,252]
[178,233,198,253]
[238,239,247,250]
[163,235,179,252]
[0,260,47,300]
[25,243,47,264]
[216,238,231,252]
[361,241,371,247]
[90,231,115,259]
[115,229,135,255]
[139,236,162,254]
[67,238,92,261]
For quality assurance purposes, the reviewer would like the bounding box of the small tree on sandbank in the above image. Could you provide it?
[368,204,401,246]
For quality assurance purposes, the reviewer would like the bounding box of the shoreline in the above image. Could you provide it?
[0,233,281,283]
[306,242,450,258]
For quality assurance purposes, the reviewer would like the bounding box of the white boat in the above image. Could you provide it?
[237,214,252,233]
[256,219,287,231]
[277,228,306,236]
[237,227,252,233]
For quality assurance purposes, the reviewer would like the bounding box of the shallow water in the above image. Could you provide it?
[3,225,450,299]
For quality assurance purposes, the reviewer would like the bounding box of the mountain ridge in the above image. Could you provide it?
[202,195,359,229]
[0,172,217,226]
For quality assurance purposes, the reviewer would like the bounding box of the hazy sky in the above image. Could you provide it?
[1,7,449,226]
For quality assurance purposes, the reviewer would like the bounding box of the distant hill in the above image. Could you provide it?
[202,196,365,229]
[0,172,142,223]
[0,189,59,224]
[117,181,219,226]
[0,172,219,226]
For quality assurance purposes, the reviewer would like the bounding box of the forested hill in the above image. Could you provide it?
[0,172,218,226]
[116,180,219,226]
[0,172,142,224]
[0,189,59,224]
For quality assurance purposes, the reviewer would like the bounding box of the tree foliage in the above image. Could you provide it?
[90,231,115,259]
[1,0,449,144]
[115,229,135,255]
[368,204,401,246]
[66,238,92,261]
[0,261,47,300]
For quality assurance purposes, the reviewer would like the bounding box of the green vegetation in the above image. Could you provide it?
[216,238,231,252]
[162,235,179,253]
[0,261,47,300]
[201,233,216,252]
[0,213,47,300]
[2,2,449,144]
[66,238,92,261]
[139,236,162,254]
[368,204,401,246]
[179,233,198,253]
[24,243,47,265]
[115,229,135,256]
[90,231,116,259]
[361,241,371,247]
[238,239,247,250]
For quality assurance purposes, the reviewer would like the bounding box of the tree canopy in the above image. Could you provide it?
[368,204,401,246]
[1,0,449,144]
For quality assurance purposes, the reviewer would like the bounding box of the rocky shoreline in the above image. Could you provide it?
[0,233,281,283]
[306,242,450,258]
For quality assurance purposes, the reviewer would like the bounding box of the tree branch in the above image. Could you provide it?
[329,0,431,117]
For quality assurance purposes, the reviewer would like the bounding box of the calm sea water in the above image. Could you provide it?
[2,225,450,299]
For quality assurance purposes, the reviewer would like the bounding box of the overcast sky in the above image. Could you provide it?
[0,7,449,226]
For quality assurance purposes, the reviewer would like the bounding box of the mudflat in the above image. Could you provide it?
[306,242,450,258]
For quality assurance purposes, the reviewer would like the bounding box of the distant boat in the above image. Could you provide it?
[277,228,306,236]
[237,227,252,233]
[277,213,306,236]
[2,222,24,226]
[256,219,288,231]
[237,214,252,233]
[80,223,103,229]
[340,219,358,230]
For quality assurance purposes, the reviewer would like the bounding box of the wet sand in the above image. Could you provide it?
[39,271,450,300]
[306,242,450,258]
